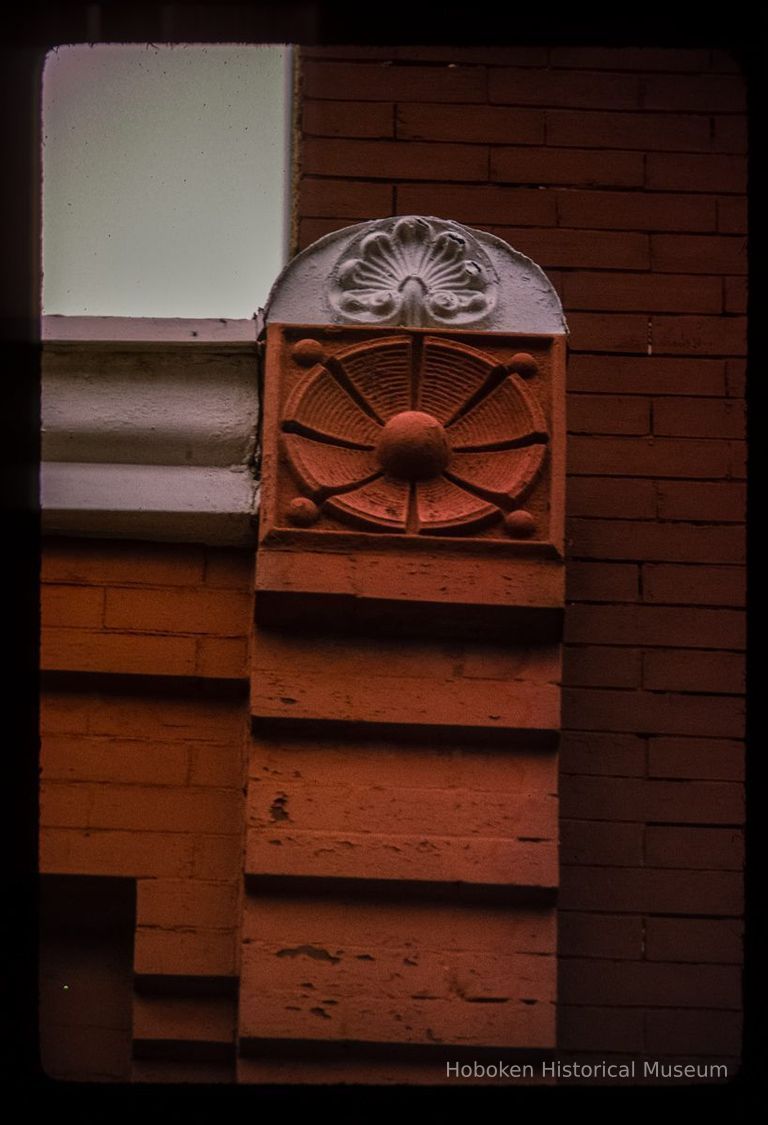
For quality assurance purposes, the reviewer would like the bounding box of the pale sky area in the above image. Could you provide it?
[42,44,291,318]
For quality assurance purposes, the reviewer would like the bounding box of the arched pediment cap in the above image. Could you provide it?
[264,215,567,335]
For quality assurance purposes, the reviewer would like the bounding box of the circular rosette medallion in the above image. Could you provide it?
[281,335,549,535]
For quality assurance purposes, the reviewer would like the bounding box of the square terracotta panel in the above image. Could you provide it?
[256,324,565,633]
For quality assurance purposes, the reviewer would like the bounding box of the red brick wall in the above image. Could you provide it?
[40,540,253,1077]
[296,44,746,1071]
[41,540,251,682]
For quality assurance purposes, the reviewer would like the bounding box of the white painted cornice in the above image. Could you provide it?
[41,317,260,546]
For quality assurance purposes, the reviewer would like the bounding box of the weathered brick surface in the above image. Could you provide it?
[246,828,556,887]
[246,739,558,887]
[251,629,562,736]
[240,895,556,1049]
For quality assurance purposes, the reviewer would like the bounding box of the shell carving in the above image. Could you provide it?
[282,334,548,536]
[330,217,498,328]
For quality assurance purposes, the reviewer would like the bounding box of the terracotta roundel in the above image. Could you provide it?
[281,335,549,535]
